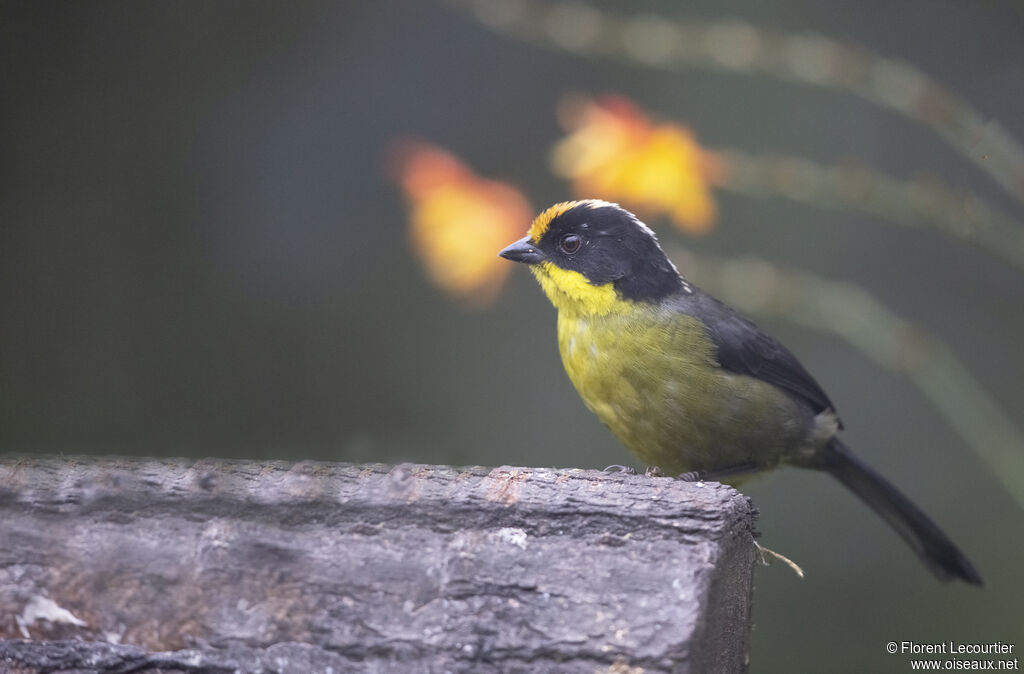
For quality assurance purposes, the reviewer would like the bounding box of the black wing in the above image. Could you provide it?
[683,290,842,427]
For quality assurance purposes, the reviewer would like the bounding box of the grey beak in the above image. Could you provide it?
[499,236,545,264]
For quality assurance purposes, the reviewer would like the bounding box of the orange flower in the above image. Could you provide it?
[389,140,532,307]
[552,94,720,234]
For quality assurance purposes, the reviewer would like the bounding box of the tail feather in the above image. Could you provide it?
[815,438,982,585]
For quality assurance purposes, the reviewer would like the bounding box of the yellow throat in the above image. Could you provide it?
[524,200,633,318]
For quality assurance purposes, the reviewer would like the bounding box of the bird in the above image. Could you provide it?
[499,199,982,585]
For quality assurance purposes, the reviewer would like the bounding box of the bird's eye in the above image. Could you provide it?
[559,233,582,254]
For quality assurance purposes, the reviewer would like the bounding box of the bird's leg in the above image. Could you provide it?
[644,465,664,477]
[677,462,761,482]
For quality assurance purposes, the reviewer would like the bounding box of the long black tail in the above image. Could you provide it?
[814,438,982,585]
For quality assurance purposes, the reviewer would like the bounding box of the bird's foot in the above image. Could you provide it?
[677,462,761,483]
[603,465,665,477]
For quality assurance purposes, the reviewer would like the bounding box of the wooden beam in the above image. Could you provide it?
[0,456,757,673]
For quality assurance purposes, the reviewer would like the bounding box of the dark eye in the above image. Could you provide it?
[559,233,582,254]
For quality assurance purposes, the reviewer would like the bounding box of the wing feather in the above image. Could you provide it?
[678,290,842,427]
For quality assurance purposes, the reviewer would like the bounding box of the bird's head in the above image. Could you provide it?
[499,200,686,316]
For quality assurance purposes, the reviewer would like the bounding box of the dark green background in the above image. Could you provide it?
[3,2,1022,671]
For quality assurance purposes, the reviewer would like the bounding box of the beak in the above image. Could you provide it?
[499,236,545,264]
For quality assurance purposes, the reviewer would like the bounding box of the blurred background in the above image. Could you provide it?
[3,1,1022,670]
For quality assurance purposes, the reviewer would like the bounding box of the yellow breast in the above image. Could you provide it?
[556,307,809,475]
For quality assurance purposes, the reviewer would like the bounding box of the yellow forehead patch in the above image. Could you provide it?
[526,199,619,242]
[527,201,579,242]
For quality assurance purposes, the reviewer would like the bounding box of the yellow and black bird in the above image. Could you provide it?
[499,199,981,585]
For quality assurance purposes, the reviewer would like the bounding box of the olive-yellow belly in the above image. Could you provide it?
[557,308,814,476]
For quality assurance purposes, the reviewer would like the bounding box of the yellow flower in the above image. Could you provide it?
[390,140,532,307]
[552,95,720,234]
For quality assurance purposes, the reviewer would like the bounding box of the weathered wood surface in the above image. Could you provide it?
[0,456,757,673]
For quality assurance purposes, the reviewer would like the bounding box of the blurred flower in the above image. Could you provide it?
[552,94,722,234]
[389,140,532,307]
